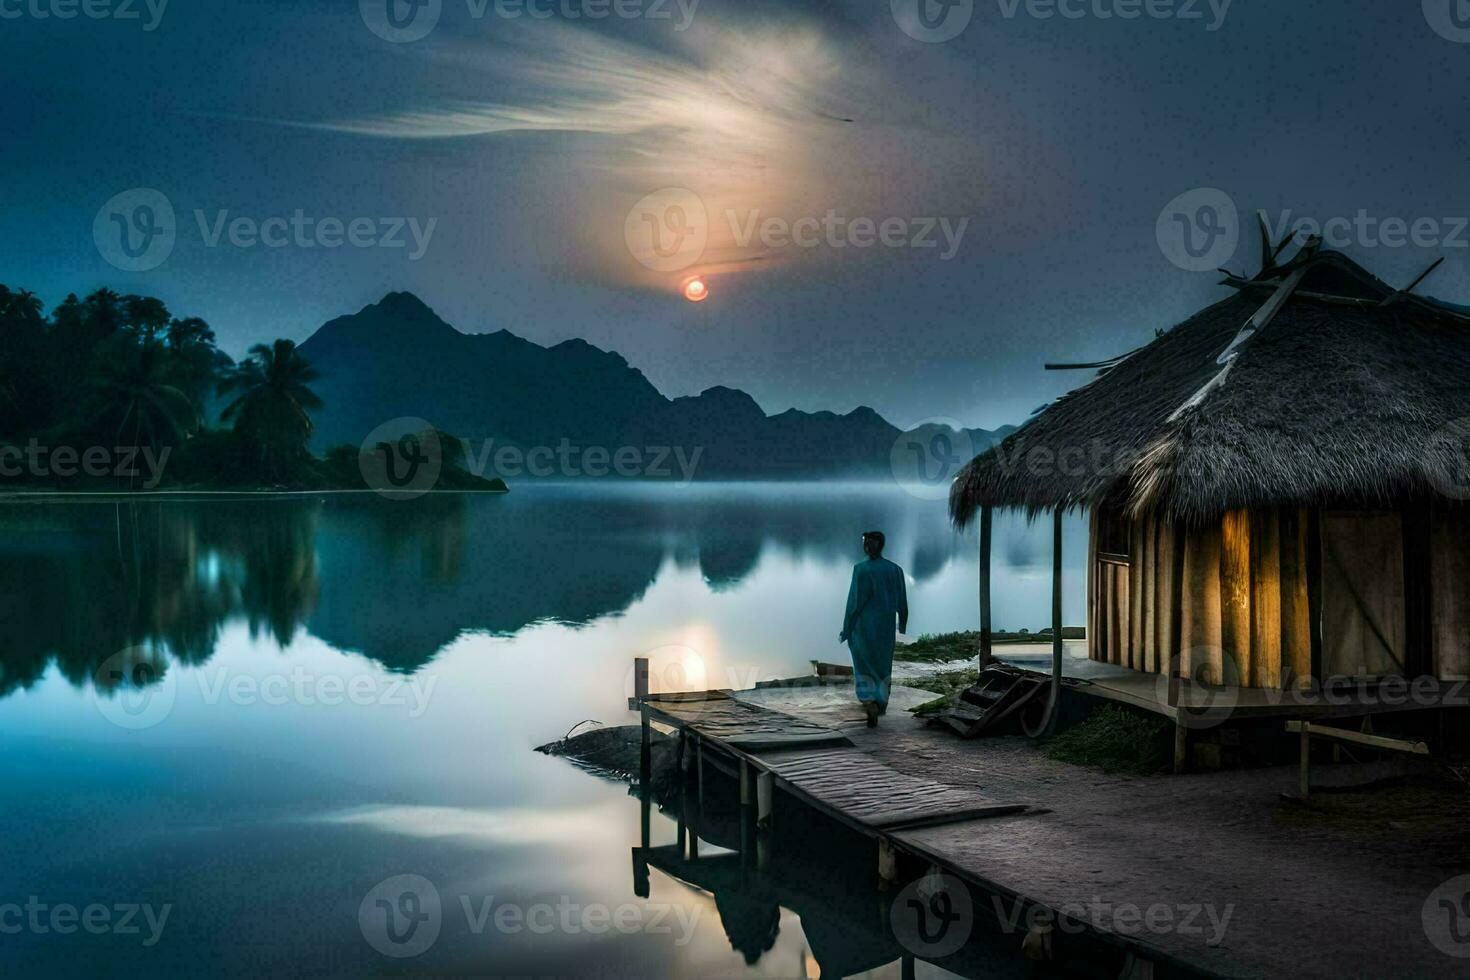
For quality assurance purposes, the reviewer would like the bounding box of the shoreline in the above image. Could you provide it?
[0,487,511,502]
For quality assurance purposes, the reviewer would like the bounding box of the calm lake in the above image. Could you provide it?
[0,485,1088,977]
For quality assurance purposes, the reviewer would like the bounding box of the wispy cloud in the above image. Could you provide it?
[256,14,984,293]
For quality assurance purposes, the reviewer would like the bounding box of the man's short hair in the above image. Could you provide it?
[862,530,885,552]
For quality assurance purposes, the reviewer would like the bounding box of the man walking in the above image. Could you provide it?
[839,531,908,726]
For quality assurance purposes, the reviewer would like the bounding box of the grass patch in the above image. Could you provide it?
[1044,704,1172,774]
[904,668,981,716]
[896,628,1084,664]
[897,632,981,664]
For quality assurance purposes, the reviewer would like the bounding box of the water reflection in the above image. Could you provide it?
[0,486,1084,702]
[630,758,1131,979]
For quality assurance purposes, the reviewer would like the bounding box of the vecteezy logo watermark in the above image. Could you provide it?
[1156,187,1239,273]
[1424,874,1470,958]
[0,440,171,488]
[358,874,702,958]
[1424,0,1470,44]
[90,648,178,731]
[359,0,442,43]
[891,0,974,42]
[0,0,169,31]
[360,875,442,958]
[890,871,973,958]
[360,418,443,500]
[1425,418,1470,500]
[0,898,172,947]
[1257,208,1470,252]
[891,418,975,500]
[1153,648,1240,729]
[625,188,709,274]
[93,189,176,273]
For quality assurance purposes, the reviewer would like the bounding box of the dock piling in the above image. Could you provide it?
[633,656,650,702]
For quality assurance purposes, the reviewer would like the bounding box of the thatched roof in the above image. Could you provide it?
[951,247,1470,526]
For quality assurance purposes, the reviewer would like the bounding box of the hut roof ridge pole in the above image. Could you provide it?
[1166,251,1314,424]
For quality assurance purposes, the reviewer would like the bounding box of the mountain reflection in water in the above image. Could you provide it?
[0,485,1086,700]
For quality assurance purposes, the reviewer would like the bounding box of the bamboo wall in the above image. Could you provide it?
[1434,510,1470,679]
[1089,507,1312,688]
[1091,506,1470,685]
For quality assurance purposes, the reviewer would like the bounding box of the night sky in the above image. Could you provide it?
[3,0,1467,430]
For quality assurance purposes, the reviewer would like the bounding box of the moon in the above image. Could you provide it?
[682,277,709,303]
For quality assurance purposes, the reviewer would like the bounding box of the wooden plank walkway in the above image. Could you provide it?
[643,690,852,751]
[759,745,1026,830]
[644,686,1026,834]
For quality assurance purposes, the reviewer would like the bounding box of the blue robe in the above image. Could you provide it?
[841,557,908,706]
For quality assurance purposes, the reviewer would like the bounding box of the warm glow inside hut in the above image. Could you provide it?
[950,240,1470,728]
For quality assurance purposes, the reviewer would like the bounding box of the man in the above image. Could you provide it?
[839,530,908,726]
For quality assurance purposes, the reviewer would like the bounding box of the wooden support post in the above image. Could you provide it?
[1299,723,1311,799]
[901,954,916,980]
[633,656,650,703]
[639,703,652,849]
[877,838,898,888]
[632,847,650,899]
[1046,508,1064,736]
[1173,720,1188,775]
[979,505,994,667]
[757,771,773,829]
[739,759,755,869]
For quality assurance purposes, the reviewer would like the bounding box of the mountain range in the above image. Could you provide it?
[295,292,1011,480]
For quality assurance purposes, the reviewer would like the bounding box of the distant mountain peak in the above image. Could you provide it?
[367,291,439,320]
[295,290,1014,477]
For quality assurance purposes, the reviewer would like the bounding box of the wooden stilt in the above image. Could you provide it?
[757,770,773,829]
[979,505,994,667]
[639,703,652,849]
[633,656,650,703]
[1046,508,1064,735]
[1299,724,1311,799]
[877,838,898,888]
[739,760,755,869]
[1173,720,1188,775]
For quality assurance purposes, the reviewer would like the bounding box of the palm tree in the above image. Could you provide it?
[218,339,323,479]
[91,340,199,485]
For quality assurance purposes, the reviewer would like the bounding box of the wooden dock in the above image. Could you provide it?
[630,663,1249,978]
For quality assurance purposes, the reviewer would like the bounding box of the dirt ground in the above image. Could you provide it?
[740,681,1470,979]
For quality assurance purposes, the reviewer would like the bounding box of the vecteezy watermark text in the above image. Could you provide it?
[462,439,702,482]
[0,0,168,31]
[623,188,969,274]
[195,210,437,260]
[891,0,1231,43]
[91,650,438,731]
[93,189,437,273]
[993,895,1234,946]
[1260,208,1470,252]
[0,898,171,947]
[0,440,169,488]
[358,874,701,959]
[359,0,699,44]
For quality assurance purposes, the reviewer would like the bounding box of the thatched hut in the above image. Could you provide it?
[950,240,1470,743]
